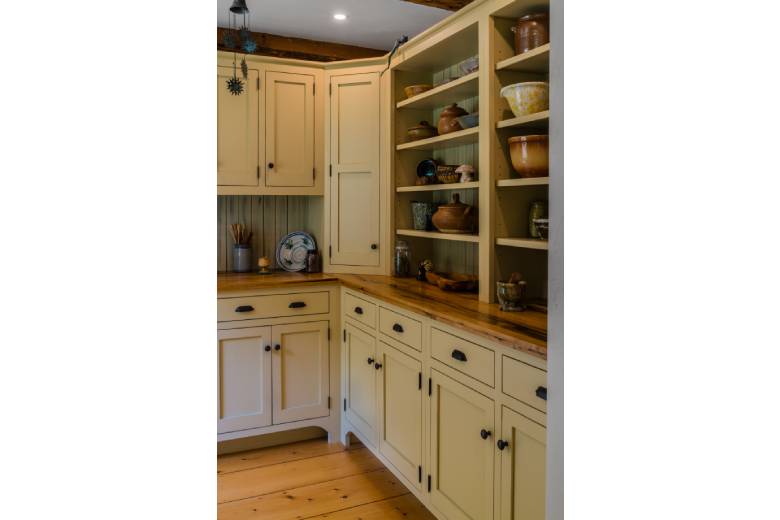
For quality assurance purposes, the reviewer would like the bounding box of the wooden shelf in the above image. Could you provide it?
[397,72,479,110]
[495,44,549,73]
[397,229,480,243]
[397,181,480,193]
[396,126,479,151]
[496,177,549,188]
[393,23,478,73]
[496,237,548,250]
[497,110,549,129]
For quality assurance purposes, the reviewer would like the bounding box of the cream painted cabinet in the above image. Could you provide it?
[265,70,315,187]
[217,66,260,187]
[272,321,329,424]
[378,340,423,490]
[499,407,546,520]
[430,369,495,520]
[344,322,378,444]
[217,327,272,433]
[328,73,381,266]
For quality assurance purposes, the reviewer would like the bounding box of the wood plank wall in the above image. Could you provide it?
[218,195,323,272]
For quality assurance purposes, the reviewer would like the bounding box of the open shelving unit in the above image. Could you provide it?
[397,181,480,193]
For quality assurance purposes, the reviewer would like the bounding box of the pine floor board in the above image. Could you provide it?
[218,439,352,475]
[304,493,437,519]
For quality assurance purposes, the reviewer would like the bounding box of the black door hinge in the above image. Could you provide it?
[313,83,316,96]
[329,83,332,96]
[427,475,431,492]
[256,165,260,179]
[330,245,333,258]
[313,167,315,180]
[343,398,347,411]
[328,328,331,340]
[329,164,332,177]
[428,377,432,396]
[418,465,422,483]
[328,396,331,409]
[418,372,422,390]
[257,77,260,90]
[343,329,346,342]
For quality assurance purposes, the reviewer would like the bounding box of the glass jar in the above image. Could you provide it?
[394,240,411,277]
[528,200,548,238]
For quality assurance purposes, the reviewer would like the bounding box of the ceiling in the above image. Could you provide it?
[216,0,451,51]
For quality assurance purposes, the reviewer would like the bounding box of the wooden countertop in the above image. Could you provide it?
[217,272,547,360]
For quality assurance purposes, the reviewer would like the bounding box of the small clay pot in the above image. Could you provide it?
[437,103,469,135]
[404,84,433,99]
[508,135,549,178]
[407,121,438,141]
[431,193,476,233]
[511,13,549,55]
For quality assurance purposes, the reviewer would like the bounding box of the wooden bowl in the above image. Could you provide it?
[425,271,479,292]
[404,84,433,99]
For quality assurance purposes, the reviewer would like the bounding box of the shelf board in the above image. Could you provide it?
[396,127,479,151]
[397,72,479,110]
[397,229,480,243]
[497,110,549,129]
[496,237,548,250]
[496,177,549,188]
[397,181,480,193]
[495,44,550,73]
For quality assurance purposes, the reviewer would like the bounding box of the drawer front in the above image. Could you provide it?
[218,292,329,322]
[343,291,376,329]
[378,307,422,352]
[431,328,495,387]
[502,356,547,413]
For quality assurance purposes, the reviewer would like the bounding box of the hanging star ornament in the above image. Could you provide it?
[242,38,258,53]
[226,76,244,95]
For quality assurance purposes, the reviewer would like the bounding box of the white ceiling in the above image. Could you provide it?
[216,0,451,51]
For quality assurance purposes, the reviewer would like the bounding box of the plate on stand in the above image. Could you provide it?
[276,232,316,272]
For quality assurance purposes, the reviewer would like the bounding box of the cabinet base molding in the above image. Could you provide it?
[217,426,328,455]
[217,415,339,444]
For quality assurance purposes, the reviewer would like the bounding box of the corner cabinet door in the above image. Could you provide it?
[344,322,377,444]
[217,327,272,433]
[430,370,495,520]
[271,321,329,424]
[329,73,380,266]
[500,407,546,520]
[378,341,423,490]
[217,66,260,186]
[265,71,315,187]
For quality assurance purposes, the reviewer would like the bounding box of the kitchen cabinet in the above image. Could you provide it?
[217,66,260,187]
[328,72,381,267]
[378,340,423,490]
[272,321,329,424]
[499,407,546,520]
[430,370,495,520]
[265,70,315,188]
[217,326,272,433]
[343,321,378,445]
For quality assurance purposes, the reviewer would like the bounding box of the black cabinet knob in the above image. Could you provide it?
[370,244,378,250]
[374,362,383,370]
[274,344,281,351]
[367,357,374,365]
[392,323,404,333]
[268,162,274,169]
[235,305,254,313]
[288,301,306,309]
[451,349,467,362]
[354,306,363,315]
[497,439,509,450]
[480,429,492,440]
[264,345,271,352]
[535,386,547,401]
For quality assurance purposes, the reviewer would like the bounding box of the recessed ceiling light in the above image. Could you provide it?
[333,13,347,21]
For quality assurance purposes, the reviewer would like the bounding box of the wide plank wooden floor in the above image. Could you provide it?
[218,438,436,520]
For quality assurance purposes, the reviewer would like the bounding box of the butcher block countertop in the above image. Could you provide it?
[218,272,547,360]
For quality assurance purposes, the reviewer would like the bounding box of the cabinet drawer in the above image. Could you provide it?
[378,307,422,352]
[431,328,495,387]
[502,356,547,413]
[343,292,376,329]
[218,292,329,322]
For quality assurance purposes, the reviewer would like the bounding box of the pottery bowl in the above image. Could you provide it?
[500,81,549,118]
[459,56,479,75]
[456,113,479,129]
[404,84,433,99]
[508,135,549,178]
[435,165,460,184]
[496,280,527,311]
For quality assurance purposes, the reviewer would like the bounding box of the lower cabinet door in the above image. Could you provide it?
[217,327,272,434]
[271,321,329,424]
[378,341,423,490]
[499,407,547,520]
[430,370,495,520]
[344,322,377,444]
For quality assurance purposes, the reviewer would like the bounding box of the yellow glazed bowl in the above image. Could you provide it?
[500,81,549,118]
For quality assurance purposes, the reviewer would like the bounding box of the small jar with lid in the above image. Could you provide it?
[394,240,411,277]
[511,13,549,55]
[528,200,548,238]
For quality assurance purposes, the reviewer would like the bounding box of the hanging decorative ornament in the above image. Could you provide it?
[227,76,244,95]
[242,38,258,53]
[225,0,252,95]
[240,58,248,80]
[239,26,251,42]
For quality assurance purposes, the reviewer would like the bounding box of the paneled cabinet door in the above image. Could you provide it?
[265,70,315,187]
[430,370,495,520]
[344,322,378,444]
[217,327,272,433]
[329,73,380,266]
[499,407,546,520]
[378,341,423,490]
[217,66,260,187]
[271,321,330,424]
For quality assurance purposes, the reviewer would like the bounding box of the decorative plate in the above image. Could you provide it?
[276,231,316,272]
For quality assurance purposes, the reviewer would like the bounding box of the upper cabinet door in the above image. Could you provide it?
[217,66,260,187]
[499,407,546,520]
[329,73,380,266]
[265,71,315,187]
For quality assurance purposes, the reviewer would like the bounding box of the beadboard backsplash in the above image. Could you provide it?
[217,195,323,272]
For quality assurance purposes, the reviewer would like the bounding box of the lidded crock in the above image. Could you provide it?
[437,103,469,135]
[431,193,476,233]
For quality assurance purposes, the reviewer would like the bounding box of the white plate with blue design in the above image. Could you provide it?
[276,231,316,272]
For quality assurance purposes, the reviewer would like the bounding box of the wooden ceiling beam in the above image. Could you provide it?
[401,0,475,11]
[217,28,386,63]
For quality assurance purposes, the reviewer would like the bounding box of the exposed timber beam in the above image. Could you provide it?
[401,0,475,11]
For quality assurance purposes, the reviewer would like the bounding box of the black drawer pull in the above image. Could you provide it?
[497,439,509,450]
[288,301,306,309]
[264,345,271,352]
[374,362,383,370]
[354,306,363,315]
[480,429,492,440]
[392,323,404,333]
[367,357,374,365]
[274,344,281,351]
[235,305,254,313]
[535,386,547,401]
[451,349,467,362]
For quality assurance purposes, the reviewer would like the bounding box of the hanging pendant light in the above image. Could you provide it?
[224,0,257,95]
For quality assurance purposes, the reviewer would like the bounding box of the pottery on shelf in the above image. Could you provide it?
[436,165,460,184]
[407,121,438,141]
[508,135,549,177]
[511,13,549,55]
[456,113,479,129]
[437,103,469,135]
[404,84,433,99]
[431,193,476,233]
[500,82,549,118]
[411,201,437,231]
